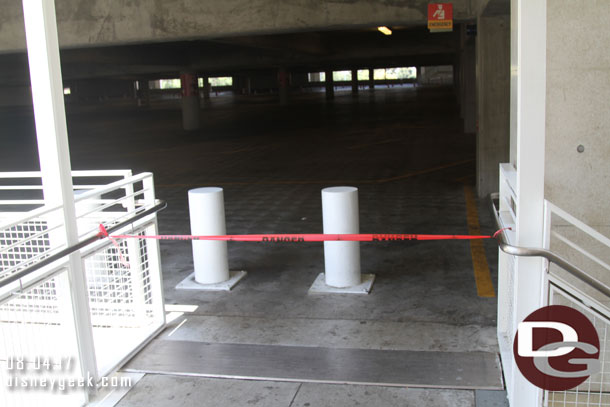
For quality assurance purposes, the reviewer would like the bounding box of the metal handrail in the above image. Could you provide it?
[0,199,167,289]
[489,193,610,298]
[0,172,153,230]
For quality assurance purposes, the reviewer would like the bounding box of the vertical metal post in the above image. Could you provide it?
[22,0,98,395]
[508,0,547,405]
[123,172,147,322]
[142,176,166,326]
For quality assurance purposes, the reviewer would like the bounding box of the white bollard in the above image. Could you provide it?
[322,186,362,287]
[188,187,230,284]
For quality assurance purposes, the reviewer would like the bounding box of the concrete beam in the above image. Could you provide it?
[0,29,457,85]
[0,0,476,53]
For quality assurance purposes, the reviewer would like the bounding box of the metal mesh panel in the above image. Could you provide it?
[86,239,136,324]
[0,220,51,275]
[546,285,610,407]
[0,171,164,395]
[84,222,162,377]
[0,270,86,407]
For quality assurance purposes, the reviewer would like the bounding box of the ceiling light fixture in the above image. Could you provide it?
[377,26,392,35]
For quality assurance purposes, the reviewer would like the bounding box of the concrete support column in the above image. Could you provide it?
[181,72,200,130]
[245,77,252,95]
[325,69,334,100]
[476,14,510,198]
[235,75,251,95]
[460,27,476,133]
[137,79,150,107]
[453,26,462,100]
[351,69,358,94]
[544,0,610,225]
[418,67,427,85]
[278,67,288,105]
[202,75,211,100]
[368,68,375,90]
[453,62,460,98]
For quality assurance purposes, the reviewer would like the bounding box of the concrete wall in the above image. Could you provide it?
[459,29,476,134]
[476,14,509,198]
[0,0,476,53]
[545,0,610,226]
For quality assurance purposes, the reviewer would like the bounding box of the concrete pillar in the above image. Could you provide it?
[181,72,200,130]
[137,79,150,107]
[460,26,476,133]
[202,75,211,100]
[235,75,251,95]
[351,69,358,94]
[245,77,252,95]
[453,63,459,95]
[476,14,510,198]
[278,67,288,105]
[453,26,462,100]
[544,0,610,225]
[325,69,334,100]
[368,68,375,90]
[418,67,426,85]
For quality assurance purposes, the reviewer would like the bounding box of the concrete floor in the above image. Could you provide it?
[0,86,507,406]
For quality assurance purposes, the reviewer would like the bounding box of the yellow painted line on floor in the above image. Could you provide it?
[464,184,495,298]
[155,159,474,188]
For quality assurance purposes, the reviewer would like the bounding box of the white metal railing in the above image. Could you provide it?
[543,202,610,406]
[496,163,518,394]
[0,170,165,406]
[493,169,610,406]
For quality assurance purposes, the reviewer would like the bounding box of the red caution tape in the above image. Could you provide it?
[98,224,511,243]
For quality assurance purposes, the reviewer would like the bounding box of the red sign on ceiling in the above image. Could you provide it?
[428,3,453,32]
